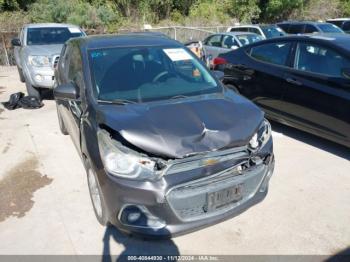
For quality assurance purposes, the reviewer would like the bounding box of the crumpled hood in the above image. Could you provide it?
[97,94,264,159]
[23,44,63,57]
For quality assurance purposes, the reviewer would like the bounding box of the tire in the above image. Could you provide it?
[17,66,25,82]
[85,160,109,226]
[25,81,41,100]
[56,105,68,135]
[225,84,240,94]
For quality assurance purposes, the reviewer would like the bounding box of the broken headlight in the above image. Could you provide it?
[249,119,271,151]
[97,129,158,180]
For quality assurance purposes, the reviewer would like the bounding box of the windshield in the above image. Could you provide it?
[27,27,84,45]
[261,26,286,38]
[236,34,263,46]
[318,23,344,33]
[89,46,220,103]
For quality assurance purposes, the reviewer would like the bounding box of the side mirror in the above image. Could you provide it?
[342,68,350,79]
[212,70,224,81]
[11,37,21,47]
[54,83,79,100]
[231,45,239,50]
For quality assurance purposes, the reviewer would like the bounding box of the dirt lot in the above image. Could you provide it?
[0,66,349,257]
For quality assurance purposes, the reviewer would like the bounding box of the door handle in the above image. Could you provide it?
[285,77,302,86]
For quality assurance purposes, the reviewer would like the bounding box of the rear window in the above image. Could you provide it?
[27,27,83,45]
[261,26,286,38]
[318,23,343,33]
[236,34,263,46]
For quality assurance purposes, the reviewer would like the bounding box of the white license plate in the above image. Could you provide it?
[206,184,243,212]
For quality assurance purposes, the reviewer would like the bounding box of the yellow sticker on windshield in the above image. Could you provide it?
[163,48,193,61]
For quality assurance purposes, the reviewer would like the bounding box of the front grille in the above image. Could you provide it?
[166,163,267,221]
[52,55,60,69]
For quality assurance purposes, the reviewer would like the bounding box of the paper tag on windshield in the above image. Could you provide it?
[163,48,193,61]
[68,27,81,33]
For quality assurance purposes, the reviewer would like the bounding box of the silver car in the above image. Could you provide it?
[203,32,263,64]
[12,23,85,99]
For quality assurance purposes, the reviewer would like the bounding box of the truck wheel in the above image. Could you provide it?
[56,105,68,135]
[25,82,41,100]
[17,66,25,82]
[86,160,109,226]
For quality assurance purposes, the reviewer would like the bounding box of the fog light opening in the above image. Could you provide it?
[119,205,166,229]
[34,74,43,82]
[127,211,141,223]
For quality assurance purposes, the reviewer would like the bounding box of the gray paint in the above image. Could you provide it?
[97,93,264,159]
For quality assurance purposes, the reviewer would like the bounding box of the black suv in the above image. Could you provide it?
[277,21,344,34]
[53,33,274,237]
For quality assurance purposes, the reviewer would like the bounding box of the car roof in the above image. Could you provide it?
[24,23,81,29]
[327,18,350,21]
[250,33,350,51]
[277,21,333,26]
[72,33,182,50]
[219,32,261,36]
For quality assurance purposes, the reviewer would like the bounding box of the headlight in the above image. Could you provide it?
[97,129,158,180]
[28,55,50,67]
[249,119,271,150]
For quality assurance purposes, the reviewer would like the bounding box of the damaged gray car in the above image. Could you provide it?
[53,33,275,237]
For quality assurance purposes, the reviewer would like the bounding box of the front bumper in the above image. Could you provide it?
[24,65,55,88]
[97,144,275,238]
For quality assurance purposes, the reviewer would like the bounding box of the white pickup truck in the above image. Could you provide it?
[12,23,85,100]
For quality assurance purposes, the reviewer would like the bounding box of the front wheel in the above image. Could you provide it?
[25,81,41,100]
[86,161,109,226]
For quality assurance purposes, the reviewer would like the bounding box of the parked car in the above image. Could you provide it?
[12,23,85,100]
[203,32,263,63]
[326,18,350,33]
[214,34,350,148]
[277,21,344,34]
[227,24,286,39]
[53,33,275,237]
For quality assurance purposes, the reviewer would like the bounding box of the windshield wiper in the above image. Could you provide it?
[97,99,137,105]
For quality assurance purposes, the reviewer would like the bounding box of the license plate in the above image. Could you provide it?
[206,184,243,212]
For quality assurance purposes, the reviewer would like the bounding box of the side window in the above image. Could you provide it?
[230,28,241,32]
[289,24,305,34]
[67,46,83,85]
[294,42,350,77]
[249,42,292,66]
[249,28,261,35]
[343,21,350,31]
[304,24,318,33]
[278,24,290,33]
[206,35,222,47]
[222,35,239,48]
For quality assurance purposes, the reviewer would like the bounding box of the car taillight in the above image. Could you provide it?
[213,57,227,66]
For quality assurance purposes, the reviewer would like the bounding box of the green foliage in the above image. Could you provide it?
[226,0,261,23]
[189,0,230,23]
[262,0,304,22]
[3,0,350,32]
[29,0,120,31]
